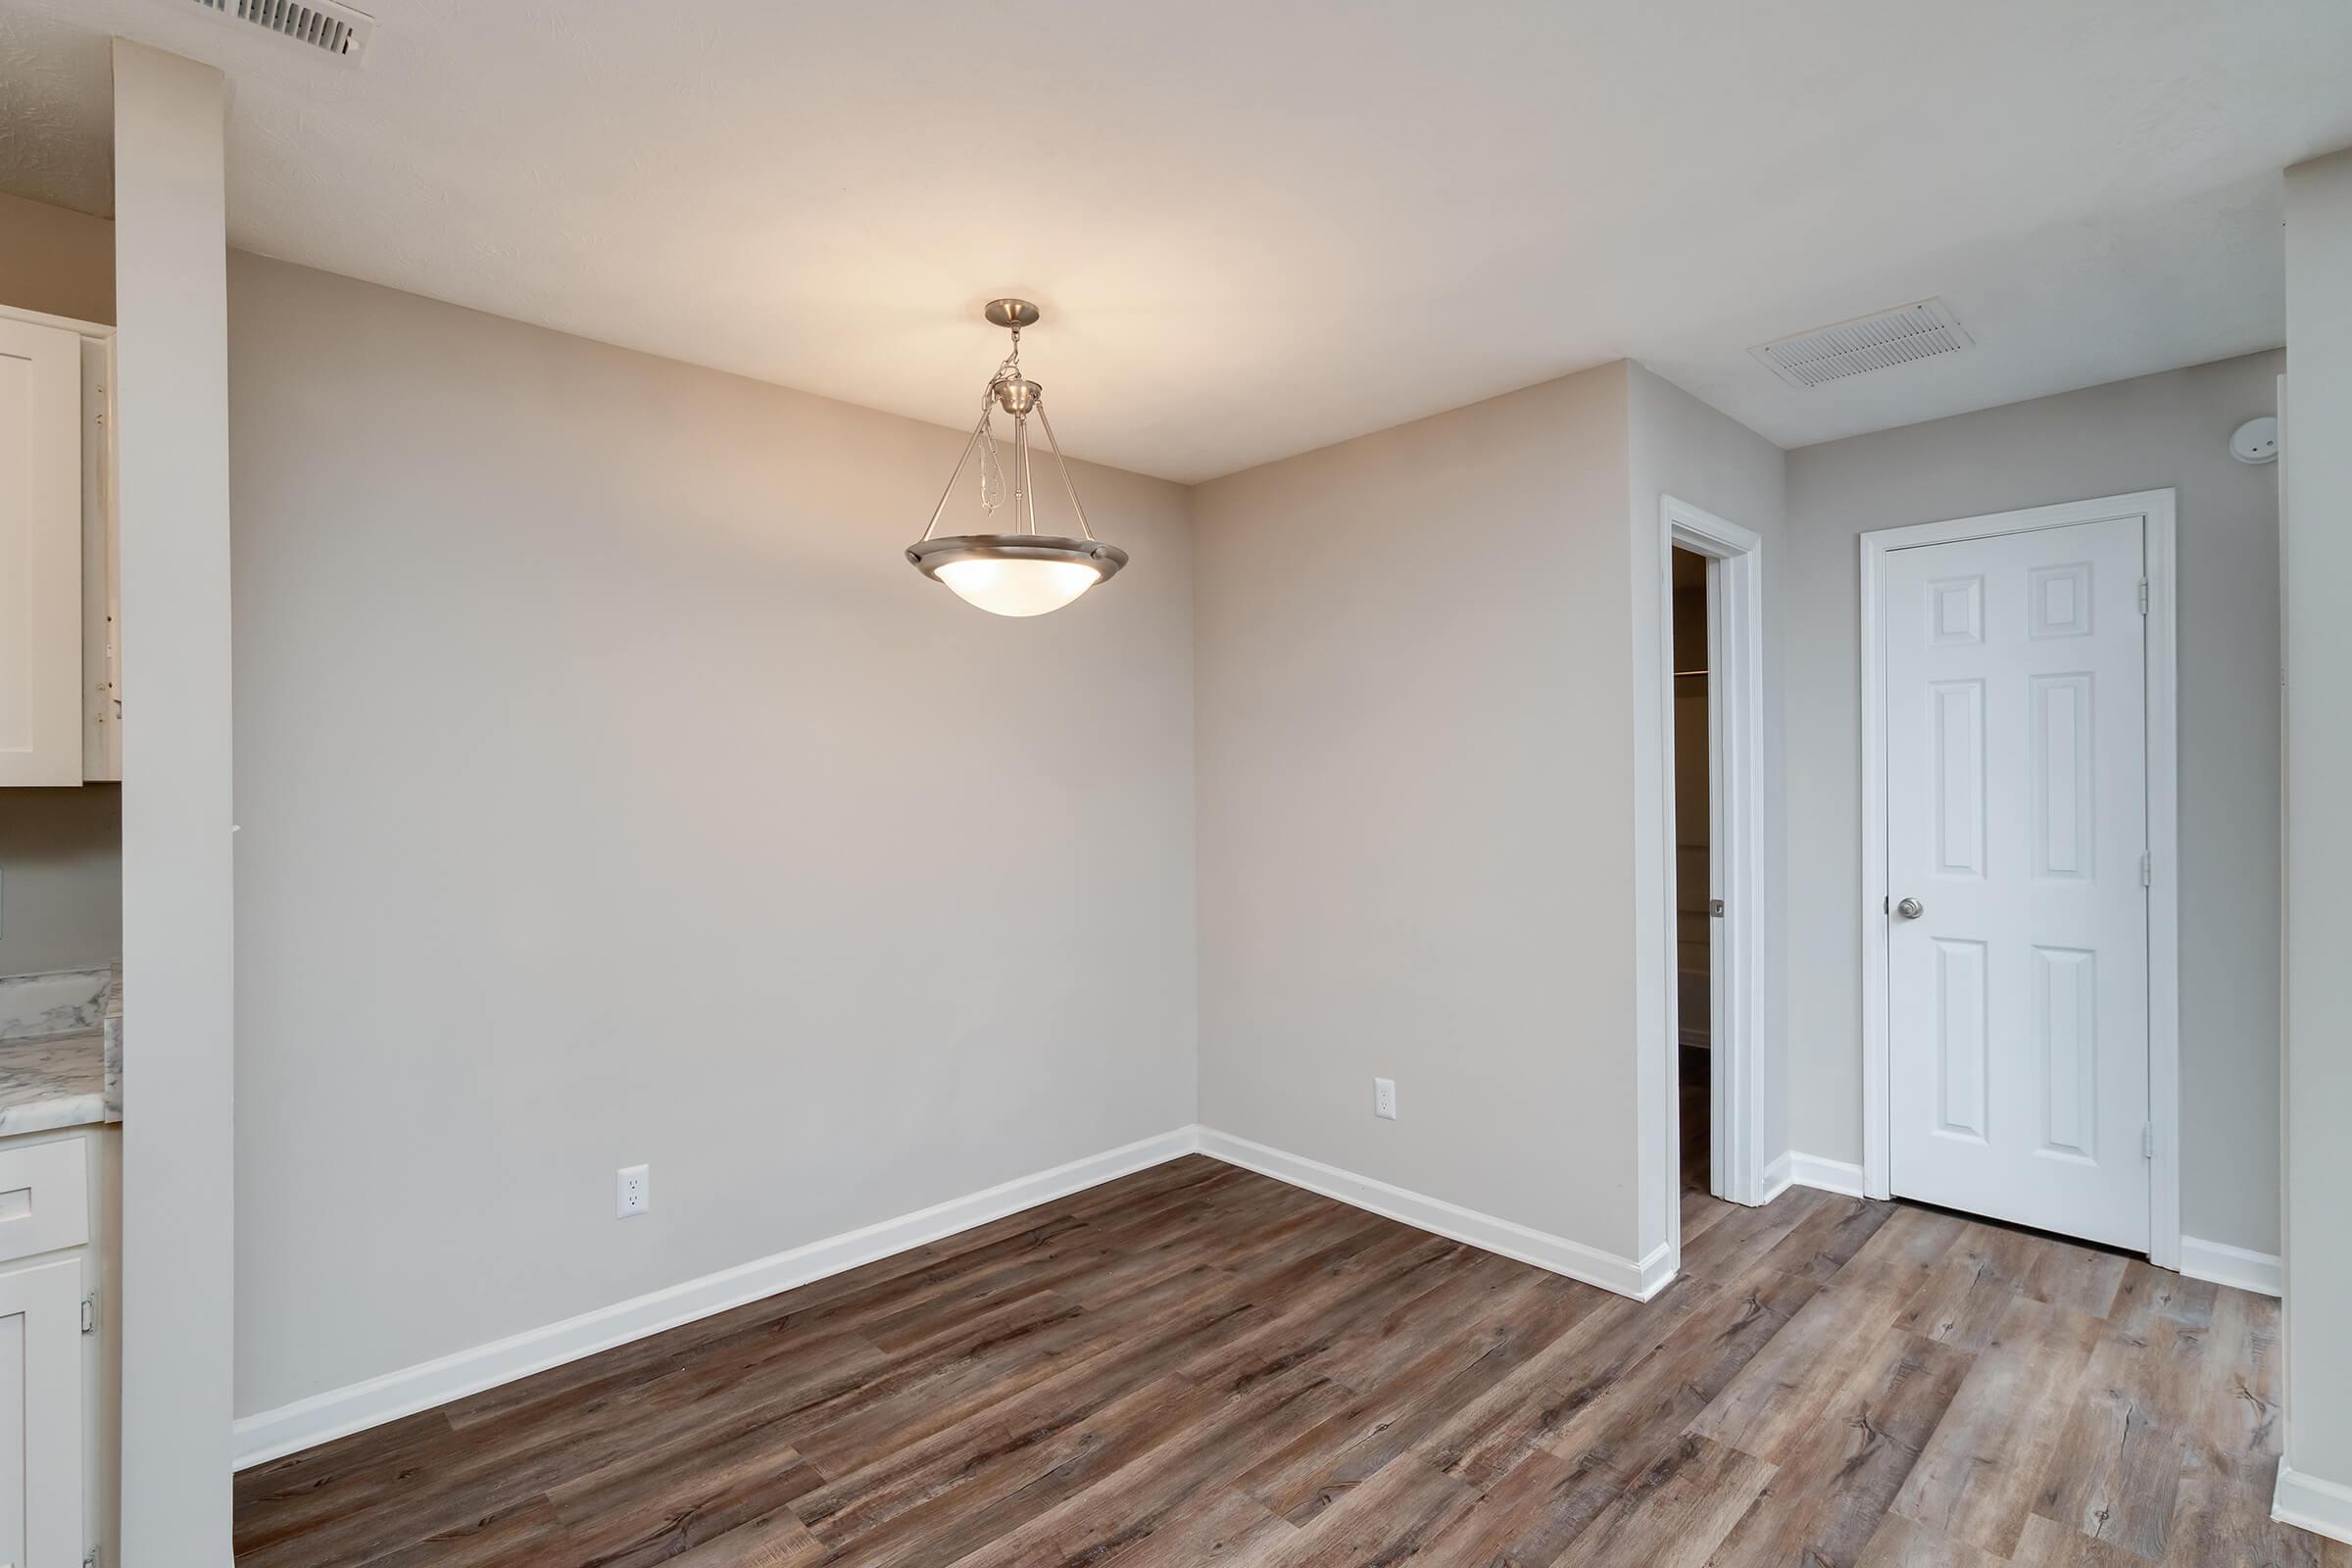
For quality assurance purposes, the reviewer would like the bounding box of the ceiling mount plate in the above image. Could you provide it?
[984,299,1041,329]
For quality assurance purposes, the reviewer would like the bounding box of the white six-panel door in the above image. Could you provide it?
[1883,514,2150,1250]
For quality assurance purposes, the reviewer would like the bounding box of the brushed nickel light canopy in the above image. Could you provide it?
[907,300,1128,617]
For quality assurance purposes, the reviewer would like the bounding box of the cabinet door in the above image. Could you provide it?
[0,1255,82,1567]
[0,318,83,787]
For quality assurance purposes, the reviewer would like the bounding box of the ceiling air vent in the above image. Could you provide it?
[186,0,375,61]
[1750,299,1973,390]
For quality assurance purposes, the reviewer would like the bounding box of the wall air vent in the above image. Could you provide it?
[1750,299,1973,390]
[185,0,375,62]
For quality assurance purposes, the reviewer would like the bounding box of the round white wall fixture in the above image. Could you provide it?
[2230,416,2279,465]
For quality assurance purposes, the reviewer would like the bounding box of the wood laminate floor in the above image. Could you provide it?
[235,1138,2329,1567]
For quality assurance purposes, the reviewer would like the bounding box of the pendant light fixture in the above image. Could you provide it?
[907,299,1128,616]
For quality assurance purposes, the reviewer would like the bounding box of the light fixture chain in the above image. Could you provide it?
[977,395,1004,514]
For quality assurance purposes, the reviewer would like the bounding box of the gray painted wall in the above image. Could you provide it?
[1195,367,1643,1256]
[0,787,119,977]
[1193,364,1785,1267]
[1784,350,2283,1253]
[226,256,1200,1416]
[0,190,113,327]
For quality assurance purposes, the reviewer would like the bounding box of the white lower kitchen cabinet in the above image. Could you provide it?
[0,1253,84,1566]
[0,1127,117,1568]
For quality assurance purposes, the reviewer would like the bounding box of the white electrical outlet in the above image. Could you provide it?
[1374,1078,1397,1120]
[616,1163,650,1217]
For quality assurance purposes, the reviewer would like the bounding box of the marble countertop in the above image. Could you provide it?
[102,960,122,1122]
[0,1032,109,1137]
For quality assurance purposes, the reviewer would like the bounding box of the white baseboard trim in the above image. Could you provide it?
[1634,1239,1678,1298]
[1784,1151,1867,1198]
[2274,1461,2352,1545]
[1762,1166,2280,1299]
[1193,1127,1666,1300]
[237,1121,1682,1469]
[2180,1234,2282,1298]
[231,1125,1200,1469]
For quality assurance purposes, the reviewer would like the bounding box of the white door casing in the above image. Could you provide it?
[1655,497,1766,1239]
[1884,514,2149,1249]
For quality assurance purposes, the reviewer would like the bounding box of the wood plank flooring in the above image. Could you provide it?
[236,1130,2332,1566]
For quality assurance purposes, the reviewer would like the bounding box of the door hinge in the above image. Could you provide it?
[1708,899,1726,917]
[80,1291,96,1335]
[2140,853,2152,889]
[2142,1124,2155,1160]
[2137,578,2150,614]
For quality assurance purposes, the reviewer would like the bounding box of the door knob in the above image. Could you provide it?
[1895,897,1925,919]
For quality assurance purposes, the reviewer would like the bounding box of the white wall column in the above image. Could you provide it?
[2275,145,2352,1547]
[112,38,236,1565]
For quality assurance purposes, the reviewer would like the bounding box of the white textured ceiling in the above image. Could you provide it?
[2,0,2348,479]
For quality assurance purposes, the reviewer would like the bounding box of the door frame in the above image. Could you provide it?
[1858,488,2180,1268]
[1657,497,1768,1214]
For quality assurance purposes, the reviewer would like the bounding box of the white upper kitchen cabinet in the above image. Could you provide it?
[0,316,81,786]
[0,306,117,787]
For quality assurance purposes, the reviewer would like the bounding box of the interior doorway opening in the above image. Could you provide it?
[1672,546,1715,1202]
[1652,493,1767,1281]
